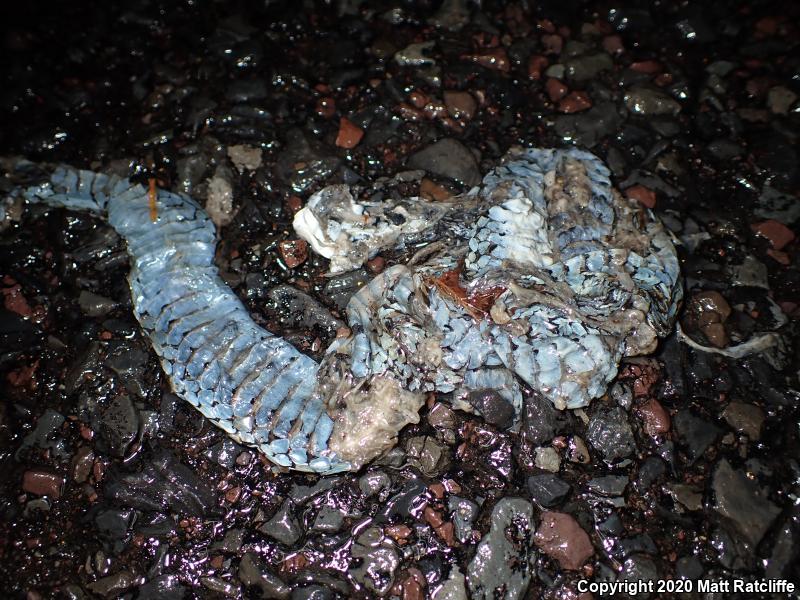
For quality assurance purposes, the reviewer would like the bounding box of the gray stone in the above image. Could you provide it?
[586,475,628,497]
[565,52,613,82]
[620,555,659,599]
[407,138,481,187]
[722,402,764,440]
[673,410,721,463]
[712,459,780,547]
[238,553,290,599]
[586,406,635,462]
[261,500,301,546]
[624,86,681,116]
[78,291,118,317]
[87,571,135,598]
[467,498,536,600]
[526,474,571,507]
[554,102,623,147]
[449,496,478,544]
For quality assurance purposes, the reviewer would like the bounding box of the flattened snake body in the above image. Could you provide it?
[12,147,682,474]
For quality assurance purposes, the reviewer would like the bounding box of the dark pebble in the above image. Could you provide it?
[586,405,636,462]
[406,138,481,187]
[104,449,217,516]
[526,474,571,507]
[673,410,721,463]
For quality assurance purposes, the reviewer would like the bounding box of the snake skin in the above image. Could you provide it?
[17,147,682,473]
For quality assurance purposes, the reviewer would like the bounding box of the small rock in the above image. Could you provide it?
[722,402,764,440]
[558,91,592,113]
[443,91,476,120]
[22,470,64,498]
[637,399,671,436]
[527,55,548,80]
[465,389,514,429]
[586,406,635,462]
[227,144,263,172]
[673,410,721,463]
[712,459,780,547]
[449,496,478,544]
[663,483,703,511]
[586,475,628,497]
[407,138,481,187]
[625,184,657,208]
[767,86,797,115]
[239,553,290,599]
[527,474,571,507]
[395,42,436,67]
[78,291,118,317]
[751,219,795,250]
[684,291,732,348]
[277,239,308,269]
[534,511,593,571]
[567,436,590,464]
[261,500,301,546]
[405,436,450,476]
[620,555,659,599]
[71,446,95,483]
[335,117,364,149]
[534,447,561,472]
[104,449,217,516]
[419,178,452,201]
[431,566,468,600]
[467,498,536,600]
[565,52,612,82]
[624,85,681,116]
[546,78,568,102]
[464,48,510,72]
[206,168,235,227]
[87,571,135,599]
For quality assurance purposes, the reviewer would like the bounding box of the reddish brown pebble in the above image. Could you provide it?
[366,256,385,274]
[422,100,448,120]
[546,78,568,102]
[542,34,563,55]
[278,239,308,268]
[558,91,592,113]
[385,524,412,543]
[336,326,351,338]
[443,479,462,494]
[625,184,657,208]
[1,283,34,318]
[396,103,425,122]
[767,249,791,265]
[466,48,510,72]
[335,117,364,149]
[435,522,455,546]
[527,55,548,80]
[534,511,594,571]
[225,486,242,503]
[315,96,336,118]
[210,555,224,569]
[751,219,795,250]
[602,34,624,54]
[419,178,452,201]
[22,470,64,499]
[409,90,429,108]
[630,60,662,74]
[424,506,444,528]
[638,399,671,436]
[286,195,302,213]
[443,90,477,120]
[429,482,445,499]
